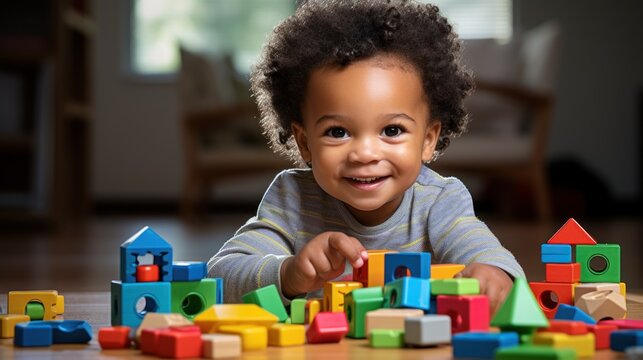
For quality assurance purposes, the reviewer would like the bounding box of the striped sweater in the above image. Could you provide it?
[208,166,525,304]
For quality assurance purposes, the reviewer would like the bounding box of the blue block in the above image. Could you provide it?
[554,304,596,325]
[541,244,572,263]
[453,332,519,359]
[111,280,171,327]
[22,320,92,344]
[611,330,643,352]
[383,277,431,311]
[172,261,207,281]
[384,252,431,284]
[120,226,173,283]
[215,278,223,304]
[14,323,52,347]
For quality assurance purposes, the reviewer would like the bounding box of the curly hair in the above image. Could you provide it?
[250,0,473,165]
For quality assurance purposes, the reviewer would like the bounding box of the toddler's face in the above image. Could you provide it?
[293,55,440,226]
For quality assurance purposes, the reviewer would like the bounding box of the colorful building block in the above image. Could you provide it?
[431,278,479,295]
[353,250,395,287]
[547,218,597,245]
[541,244,572,264]
[120,226,173,283]
[610,330,643,352]
[140,328,170,355]
[7,290,64,320]
[98,326,132,349]
[384,252,430,283]
[383,277,430,311]
[437,295,489,334]
[452,332,519,359]
[172,261,207,281]
[157,329,202,358]
[369,329,405,348]
[554,304,596,325]
[14,320,92,346]
[305,298,322,324]
[576,244,620,283]
[171,278,218,320]
[135,312,193,341]
[214,278,223,304]
[110,280,171,327]
[26,301,45,320]
[546,263,580,283]
[267,323,305,346]
[193,304,278,333]
[599,319,643,330]
[495,345,576,359]
[14,322,52,347]
[218,324,267,350]
[538,320,588,335]
[323,281,363,313]
[345,286,384,338]
[0,314,30,338]
[201,333,241,359]
[574,282,621,302]
[365,308,424,336]
[576,289,626,321]
[587,323,617,349]
[404,314,451,346]
[430,264,465,279]
[290,298,307,325]
[136,265,159,282]
[306,311,349,344]
[529,281,575,319]
[492,277,548,336]
[533,332,595,357]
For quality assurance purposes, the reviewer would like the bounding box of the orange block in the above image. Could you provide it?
[545,263,581,283]
[431,264,466,280]
[547,218,596,245]
[353,250,395,287]
[529,282,575,319]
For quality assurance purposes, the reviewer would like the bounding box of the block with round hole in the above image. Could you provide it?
[345,286,383,338]
[575,289,626,322]
[383,277,430,311]
[384,252,430,284]
[576,244,620,283]
[110,280,171,327]
[436,295,489,334]
[8,290,64,320]
[323,281,363,313]
[529,282,575,319]
[171,278,218,320]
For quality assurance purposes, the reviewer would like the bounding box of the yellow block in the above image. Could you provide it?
[323,281,363,312]
[620,282,626,298]
[268,323,306,346]
[363,250,396,287]
[8,290,64,320]
[0,314,30,338]
[194,304,278,333]
[431,264,466,279]
[533,332,595,358]
[305,298,322,324]
[218,324,267,351]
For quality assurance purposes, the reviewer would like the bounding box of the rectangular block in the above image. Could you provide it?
[404,315,451,346]
[430,264,465,279]
[365,308,424,337]
[111,281,172,328]
[171,278,218,320]
[353,250,395,287]
[384,252,430,283]
[546,263,581,283]
[576,244,620,283]
[323,281,362,313]
[290,298,307,325]
[194,304,278,333]
[431,278,479,295]
[453,331,519,359]
[172,261,207,281]
[0,314,30,339]
[8,290,64,320]
[384,277,430,311]
[268,324,305,346]
[218,324,267,350]
[345,287,383,338]
[541,244,572,263]
[201,333,241,359]
[369,329,404,348]
[533,332,595,357]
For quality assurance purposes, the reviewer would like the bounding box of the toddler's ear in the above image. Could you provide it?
[422,120,442,162]
[291,122,312,163]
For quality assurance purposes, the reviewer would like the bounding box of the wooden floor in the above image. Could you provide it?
[0,214,641,295]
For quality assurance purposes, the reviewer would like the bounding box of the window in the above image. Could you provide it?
[423,0,513,40]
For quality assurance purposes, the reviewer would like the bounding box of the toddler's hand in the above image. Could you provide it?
[280,231,367,298]
[455,263,513,316]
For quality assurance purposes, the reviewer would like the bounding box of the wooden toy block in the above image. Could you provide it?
[437,295,489,334]
[345,286,383,338]
[610,330,643,352]
[201,333,241,359]
[323,281,363,313]
[430,264,465,280]
[529,281,575,319]
[538,320,588,335]
[353,250,396,287]
[136,264,159,282]
[587,323,617,349]
[384,252,430,283]
[305,298,322,324]
[306,311,349,344]
[492,278,548,337]
[193,304,278,333]
[599,319,643,330]
[110,280,171,328]
[574,282,621,302]
[290,298,307,324]
[135,312,192,341]
[576,244,620,283]
[98,326,132,349]
[576,289,626,321]
[8,290,64,320]
[157,329,202,358]
[383,277,430,311]
[541,244,572,264]
[120,226,173,283]
[452,331,519,359]
[554,304,596,325]
[242,284,288,322]
[218,324,268,350]
[16,320,92,345]
[172,261,207,281]
[268,323,305,346]
[495,345,576,359]
[547,218,597,245]
[171,278,218,320]
[369,329,405,348]
[404,314,451,346]
[533,332,595,357]
[0,314,30,338]
[26,301,45,320]
[14,322,52,347]
[140,328,170,355]
[545,263,580,283]
[431,278,479,295]
[365,308,424,336]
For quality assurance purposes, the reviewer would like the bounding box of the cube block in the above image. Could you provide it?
[576,244,620,283]
[384,252,430,283]
[383,277,430,311]
[404,315,451,346]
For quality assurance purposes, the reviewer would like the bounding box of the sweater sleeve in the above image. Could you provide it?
[427,178,526,279]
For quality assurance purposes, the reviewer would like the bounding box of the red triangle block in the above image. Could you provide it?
[547,218,597,245]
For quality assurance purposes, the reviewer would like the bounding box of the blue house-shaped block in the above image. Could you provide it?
[120,226,173,282]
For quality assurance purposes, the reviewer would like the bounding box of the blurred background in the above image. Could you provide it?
[0,0,641,294]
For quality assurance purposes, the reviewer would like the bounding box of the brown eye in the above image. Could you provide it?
[383,126,402,137]
[327,127,348,138]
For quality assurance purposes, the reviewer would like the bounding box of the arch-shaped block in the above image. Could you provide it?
[120,226,173,283]
[384,252,430,284]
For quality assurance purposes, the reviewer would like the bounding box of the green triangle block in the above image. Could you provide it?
[491,277,548,335]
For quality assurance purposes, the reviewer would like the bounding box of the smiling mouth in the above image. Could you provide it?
[347,176,388,184]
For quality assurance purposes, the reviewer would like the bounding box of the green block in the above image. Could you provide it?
[431,278,480,295]
[491,277,548,336]
[284,317,291,324]
[290,298,307,324]
[26,301,45,320]
[369,329,405,348]
[242,284,288,322]
[171,278,218,320]
[345,287,383,338]
[576,244,620,283]
[495,345,577,359]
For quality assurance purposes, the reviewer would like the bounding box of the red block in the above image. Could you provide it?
[306,312,349,344]
[436,295,489,334]
[98,326,131,349]
[547,218,597,245]
[136,264,159,282]
[545,263,580,283]
[140,328,171,355]
[353,263,368,285]
[587,323,617,349]
[598,319,643,330]
[157,330,202,359]
[538,320,587,335]
[529,282,575,319]
[170,325,201,333]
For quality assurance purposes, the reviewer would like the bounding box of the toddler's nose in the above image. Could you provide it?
[347,136,382,164]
